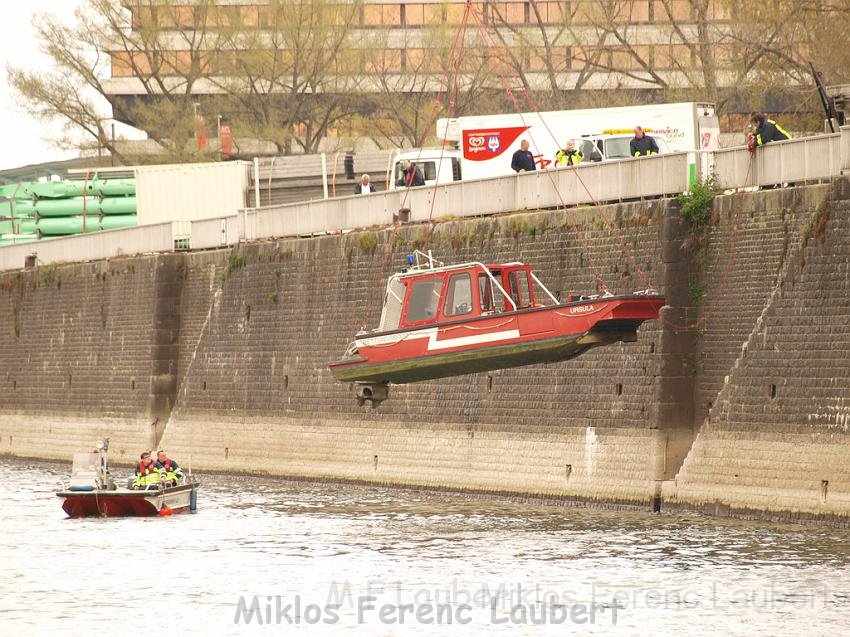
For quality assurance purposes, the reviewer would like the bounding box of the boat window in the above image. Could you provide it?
[478,273,504,313]
[379,277,405,331]
[509,270,532,308]
[444,272,473,317]
[405,277,444,323]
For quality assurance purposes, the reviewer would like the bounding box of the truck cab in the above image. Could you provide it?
[580,131,672,162]
[389,148,462,190]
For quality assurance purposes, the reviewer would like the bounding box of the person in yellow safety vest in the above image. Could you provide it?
[630,127,659,157]
[749,112,791,146]
[132,451,165,489]
[554,139,583,166]
[156,450,184,485]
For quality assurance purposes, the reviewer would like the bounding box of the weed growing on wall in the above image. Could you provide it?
[677,176,717,230]
[677,177,718,304]
[219,252,247,281]
[357,232,378,255]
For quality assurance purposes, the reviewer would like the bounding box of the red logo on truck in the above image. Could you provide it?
[463,126,529,161]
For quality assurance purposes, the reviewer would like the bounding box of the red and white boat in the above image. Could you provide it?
[330,252,664,404]
[56,440,199,518]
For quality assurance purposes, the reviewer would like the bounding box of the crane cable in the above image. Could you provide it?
[360,2,472,329]
[465,2,610,292]
[466,1,750,331]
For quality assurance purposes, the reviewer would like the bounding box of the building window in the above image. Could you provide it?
[364,3,402,27]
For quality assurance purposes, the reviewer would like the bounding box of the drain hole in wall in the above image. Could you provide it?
[203,381,207,391]
[487,375,493,393]
[373,455,378,471]
[565,464,572,479]
[284,375,289,390]
[650,342,655,354]
[67,374,72,388]
[615,383,623,396]
[131,379,136,390]
[821,480,829,502]
[224,447,229,460]
[768,383,777,399]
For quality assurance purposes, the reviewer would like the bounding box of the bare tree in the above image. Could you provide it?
[210,0,365,154]
[9,0,230,163]
[361,18,501,147]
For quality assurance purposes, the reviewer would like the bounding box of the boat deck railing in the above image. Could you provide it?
[2,126,849,272]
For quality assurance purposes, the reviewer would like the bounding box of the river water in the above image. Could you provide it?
[1,459,849,636]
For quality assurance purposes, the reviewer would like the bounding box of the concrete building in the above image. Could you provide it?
[101,1,747,144]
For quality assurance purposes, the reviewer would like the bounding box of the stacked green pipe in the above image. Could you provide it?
[0,176,137,243]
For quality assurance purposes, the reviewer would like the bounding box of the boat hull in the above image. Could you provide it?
[330,296,664,385]
[57,484,195,518]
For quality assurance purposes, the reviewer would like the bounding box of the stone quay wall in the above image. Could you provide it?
[1,178,847,523]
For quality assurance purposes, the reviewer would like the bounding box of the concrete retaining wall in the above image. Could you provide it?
[2,180,849,524]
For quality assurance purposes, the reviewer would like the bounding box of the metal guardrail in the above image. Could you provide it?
[0,217,238,272]
[242,152,692,239]
[2,128,849,273]
[713,130,845,189]
[842,126,850,173]
[0,224,175,271]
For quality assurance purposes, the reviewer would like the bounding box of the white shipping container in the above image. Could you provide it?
[135,161,251,226]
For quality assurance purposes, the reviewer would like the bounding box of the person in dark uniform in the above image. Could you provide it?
[749,112,792,146]
[510,139,536,172]
[400,160,425,187]
[629,127,659,157]
[156,450,184,485]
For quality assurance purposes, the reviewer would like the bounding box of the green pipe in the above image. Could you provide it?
[29,178,135,199]
[37,216,101,236]
[95,179,135,197]
[99,215,137,231]
[0,200,37,216]
[16,219,37,234]
[99,196,137,215]
[30,181,88,199]
[0,182,36,200]
[33,198,99,217]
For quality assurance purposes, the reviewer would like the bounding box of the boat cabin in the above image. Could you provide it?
[377,260,557,332]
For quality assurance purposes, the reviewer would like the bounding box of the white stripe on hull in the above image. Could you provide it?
[358,327,521,352]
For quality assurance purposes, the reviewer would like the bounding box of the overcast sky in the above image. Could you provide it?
[0,1,108,171]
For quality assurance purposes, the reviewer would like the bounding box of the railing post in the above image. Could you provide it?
[841,126,850,173]
[321,153,329,200]
[253,157,261,208]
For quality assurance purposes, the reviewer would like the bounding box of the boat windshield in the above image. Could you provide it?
[379,277,405,331]
[71,453,100,475]
[405,276,444,323]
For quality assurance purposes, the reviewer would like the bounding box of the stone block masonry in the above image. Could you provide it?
[664,179,850,521]
[2,179,849,524]
[0,256,178,463]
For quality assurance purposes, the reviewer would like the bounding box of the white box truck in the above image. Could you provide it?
[390,101,718,189]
